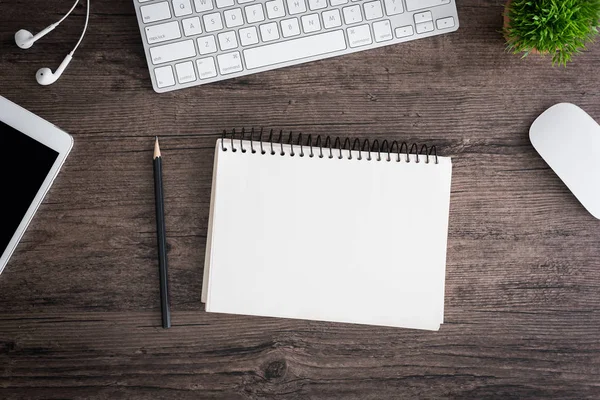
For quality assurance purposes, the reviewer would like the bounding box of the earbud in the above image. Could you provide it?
[15,25,56,49]
[36,53,73,86]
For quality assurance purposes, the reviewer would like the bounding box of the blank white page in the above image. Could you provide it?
[203,139,452,331]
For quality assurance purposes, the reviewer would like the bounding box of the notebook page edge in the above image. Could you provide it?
[201,140,221,304]
[439,160,453,323]
[205,308,442,331]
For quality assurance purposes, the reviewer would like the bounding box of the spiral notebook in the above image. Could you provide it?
[201,132,452,331]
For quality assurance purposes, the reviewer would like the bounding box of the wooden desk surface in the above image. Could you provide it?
[2,0,600,398]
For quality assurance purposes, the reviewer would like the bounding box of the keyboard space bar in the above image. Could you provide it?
[405,0,450,11]
[243,30,347,70]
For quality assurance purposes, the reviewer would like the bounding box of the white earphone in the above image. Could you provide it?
[15,24,58,50]
[15,0,90,85]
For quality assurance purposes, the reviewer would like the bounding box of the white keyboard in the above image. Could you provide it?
[133,0,459,92]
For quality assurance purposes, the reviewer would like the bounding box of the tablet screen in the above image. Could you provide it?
[1,121,59,251]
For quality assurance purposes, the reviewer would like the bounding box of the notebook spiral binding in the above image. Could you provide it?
[220,128,439,164]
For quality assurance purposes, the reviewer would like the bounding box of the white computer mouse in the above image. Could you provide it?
[530,103,600,219]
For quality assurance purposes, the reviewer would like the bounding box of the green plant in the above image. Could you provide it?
[504,0,600,66]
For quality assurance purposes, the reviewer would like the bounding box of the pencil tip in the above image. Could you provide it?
[154,137,161,159]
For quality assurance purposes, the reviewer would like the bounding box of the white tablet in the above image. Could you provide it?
[0,96,73,276]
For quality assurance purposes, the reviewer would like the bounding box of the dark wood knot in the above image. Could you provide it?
[264,360,287,380]
[1,341,16,354]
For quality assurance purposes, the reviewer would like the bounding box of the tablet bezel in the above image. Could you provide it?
[0,96,74,275]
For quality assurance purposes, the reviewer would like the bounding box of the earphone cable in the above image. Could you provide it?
[72,0,90,54]
[57,0,81,25]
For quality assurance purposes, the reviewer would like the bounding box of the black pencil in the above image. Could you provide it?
[153,137,171,329]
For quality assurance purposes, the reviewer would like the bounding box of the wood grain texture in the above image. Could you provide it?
[1,0,600,398]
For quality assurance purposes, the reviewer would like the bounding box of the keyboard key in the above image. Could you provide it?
[343,5,362,24]
[308,0,327,10]
[383,0,403,15]
[239,26,259,45]
[145,21,181,44]
[301,14,321,33]
[322,9,341,28]
[204,12,224,32]
[260,22,280,41]
[287,0,307,15]
[217,51,243,74]
[405,0,449,12]
[363,1,383,20]
[196,57,218,79]
[244,30,346,69]
[175,61,197,83]
[224,8,244,27]
[140,2,171,23]
[245,4,265,23]
[347,24,372,47]
[173,0,193,16]
[281,18,301,37]
[436,16,455,29]
[395,24,413,38]
[216,0,235,7]
[150,39,196,64]
[194,0,214,12]
[218,31,238,50]
[330,0,348,5]
[182,17,203,36]
[265,0,285,19]
[238,0,254,3]
[198,35,218,54]
[414,11,432,24]
[154,65,175,87]
[373,20,392,42]
[416,21,434,33]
